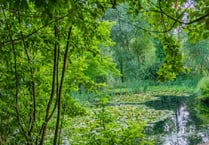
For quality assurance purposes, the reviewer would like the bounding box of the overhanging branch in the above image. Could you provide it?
[0,9,74,47]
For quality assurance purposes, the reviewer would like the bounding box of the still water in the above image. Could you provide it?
[144,95,209,145]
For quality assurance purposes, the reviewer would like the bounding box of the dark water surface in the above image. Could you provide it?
[144,95,209,145]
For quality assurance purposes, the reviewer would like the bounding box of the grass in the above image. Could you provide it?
[71,79,199,105]
[105,79,198,96]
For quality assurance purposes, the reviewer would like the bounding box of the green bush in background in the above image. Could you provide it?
[197,77,209,102]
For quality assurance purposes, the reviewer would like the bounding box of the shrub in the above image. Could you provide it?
[197,77,209,102]
[62,95,87,117]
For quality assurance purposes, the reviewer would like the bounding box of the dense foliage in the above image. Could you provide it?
[0,0,209,144]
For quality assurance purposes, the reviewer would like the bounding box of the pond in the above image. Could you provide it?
[144,95,209,145]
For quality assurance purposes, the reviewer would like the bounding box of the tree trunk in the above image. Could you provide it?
[119,59,124,82]
[53,26,73,145]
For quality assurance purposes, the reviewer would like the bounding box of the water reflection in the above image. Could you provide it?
[144,95,209,145]
[163,103,192,145]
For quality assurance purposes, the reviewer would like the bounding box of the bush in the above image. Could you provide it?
[197,77,209,101]
[140,63,160,80]
[62,95,87,117]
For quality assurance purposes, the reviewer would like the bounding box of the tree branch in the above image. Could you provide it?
[151,9,209,25]
[0,9,75,47]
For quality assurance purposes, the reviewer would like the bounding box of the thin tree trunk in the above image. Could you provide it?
[53,26,72,145]
[16,9,37,143]
[119,59,124,82]
[1,7,28,142]
[39,25,60,145]
[58,103,66,145]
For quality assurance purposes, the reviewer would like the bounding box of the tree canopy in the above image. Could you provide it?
[0,0,209,144]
